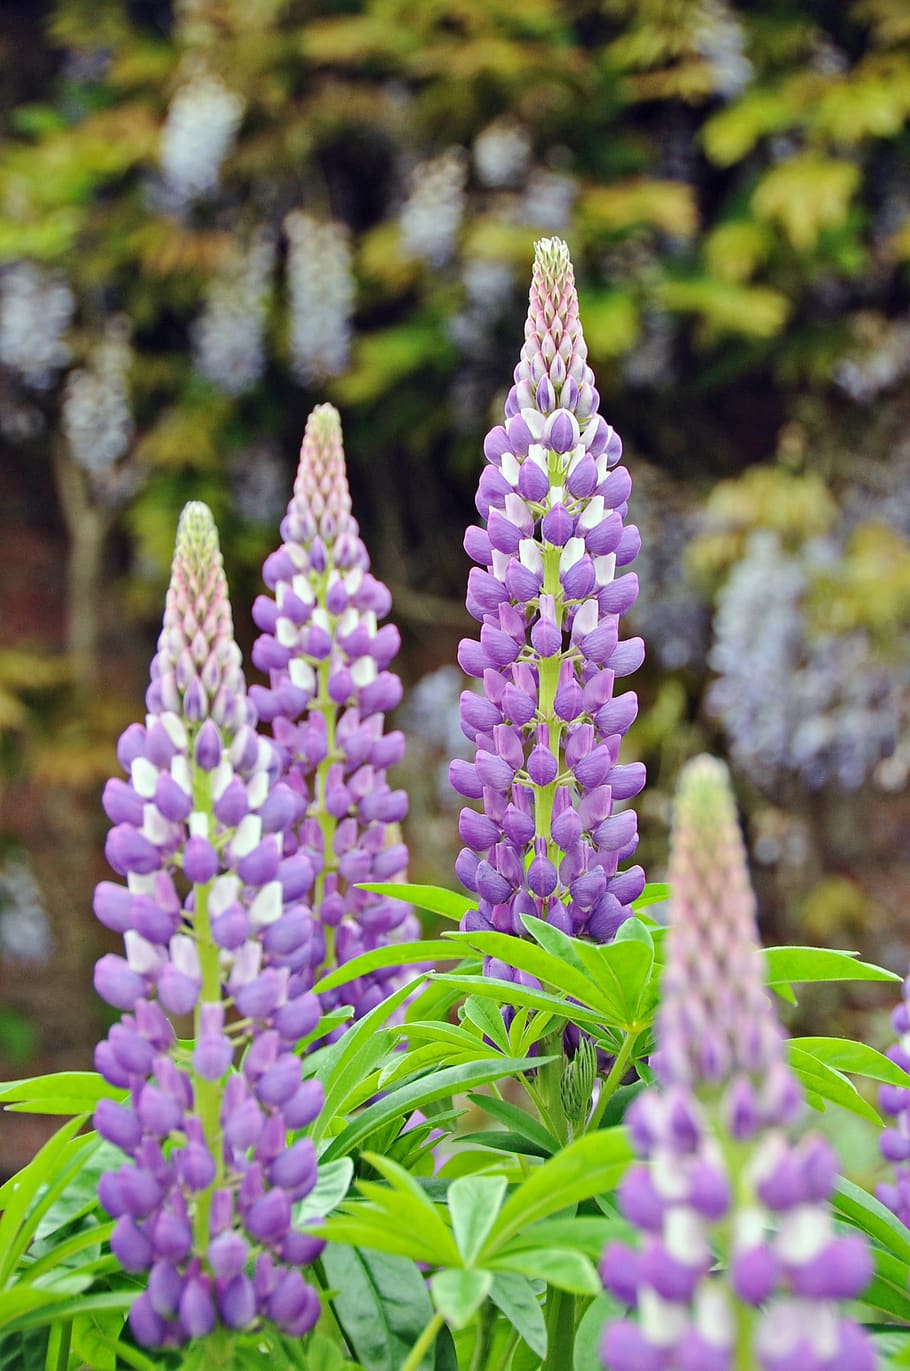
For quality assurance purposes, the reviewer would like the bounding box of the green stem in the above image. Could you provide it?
[189,765,222,1253]
[400,1311,445,1371]
[586,1029,636,1133]
[313,648,339,973]
[492,1326,520,1371]
[469,1302,496,1371]
[542,1286,574,1371]
[45,1320,71,1371]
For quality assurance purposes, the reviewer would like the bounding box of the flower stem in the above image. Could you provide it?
[190,765,222,1252]
[586,1029,636,1133]
[400,1312,445,1371]
[542,1286,574,1371]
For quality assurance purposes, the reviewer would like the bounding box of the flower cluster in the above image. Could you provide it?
[284,213,354,384]
[159,68,244,207]
[451,237,645,959]
[192,230,275,396]
[62,315,134,474]
[399,148,467,268]
[92,502,323,1346]
[250,404,417,1030]
[877,970,910,1226]
[473,119,532,189]
[0,262,74,389]
[600,755,874,1371]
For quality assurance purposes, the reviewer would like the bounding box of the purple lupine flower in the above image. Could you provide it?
[452,237,644,957]
[93,502,324,1347]
[877,973,910,1224]
[250,404,418,1033]
[600,756,874,1371]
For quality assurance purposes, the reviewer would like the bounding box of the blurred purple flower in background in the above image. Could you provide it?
[451,236,645,967]
[600,755,873,1371]
[251,404,418,1033]
[93,502,323,1346]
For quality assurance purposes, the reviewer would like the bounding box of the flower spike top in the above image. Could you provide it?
[251,405,416,1029]
[452,238,645,960]
[600,756,874,1371]
[93,502,324,1347]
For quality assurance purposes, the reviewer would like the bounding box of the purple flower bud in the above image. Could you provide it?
[517,460,550,503]
[541,503,573,547]
[105,826,162,878]
[245,1189,291,1244]
[130,1292,166,1346]
[94,955,146,1010]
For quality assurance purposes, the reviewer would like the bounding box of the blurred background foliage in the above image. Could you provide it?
[2,0,910,1173]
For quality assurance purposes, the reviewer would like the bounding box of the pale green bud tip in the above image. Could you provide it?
[673,754,738,833]
[175,501,220,560]
[307,402,342,442]
[533,236,573,288]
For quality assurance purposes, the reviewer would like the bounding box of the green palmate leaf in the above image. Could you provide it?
[446,929,600,1006]
[294,1158,354,1225]
[448,1175,508,1265]
[0,1117,89,1291]
[489,1273,546,1360]
[632,883,670,911]
[791,1037,910,1089]
[765,946,899,987]
[313,941,464,995]
[429,1269,492,1330]
[522,914,654,1026]
[833,1178,910,1263]
[503,1215,634,1259]
[311,980,413,1143]
[70,1308,123,1371]
[357,1153,460,1266]
[322,1247,453,1371]
[788,1047,881,1126]
[457,1131,550,1160]
[355,883,476,922]
[488,1129,633,1250]
[0,1072,123,1115]
[315,1215,445,1265]
[488,1246,601,1295]
[574,1293,623,1371]
[461,996,511,1052]
[465,1094,560,1156]
[429,973,597,1028]
[320,1057,551,1164]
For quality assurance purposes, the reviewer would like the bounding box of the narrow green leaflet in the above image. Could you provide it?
[294,1158,354,1225]
[0,1072,123,1115]
[791,1037,910,1089]
[632,883,670,911]
[765,946,899,987]
[311,980,413,1142]
[488,1129,633,1249]
[833,1178,910,1263]
[355,882,476,922]
[320,1057,551,1163]
[489,1273,546,1360]
[487,1246,601,1295]
[312,941,463,995]
[445,930,604,1008]
[461,997,511,1053]
[430,974,600,1030]
[429,1269,492,1330]
[448,1175,508,1265]
[864,1248,910,1324]
[788,1046,882,1125]
[464,1093,560,1156]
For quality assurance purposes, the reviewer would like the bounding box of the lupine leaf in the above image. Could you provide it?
[791,1037,910,1089]
[322,1247,448,1371]
[465,1094,560,1156]
[487,1246,601,1295]
[429,1269,491,1330]
[294,1158,354,1225]
[448,1175,508,1264]
[355,882,476,922]
[429,973,598,1027]
[311,980,414,1142]
[765,946,899,986]
[788,1047,881,1125]
[632,883,670,911]
[489,1273,546,1359]
[320,1057,551,1163]
[0,1072,124,1115]
[833,1178,910,1262]
[312,940,465,994]
[461,996,511,1052]
[487,1129,633,1249]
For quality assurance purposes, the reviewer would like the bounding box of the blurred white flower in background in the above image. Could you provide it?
[193,229,275,395]
[400,148,467,267]
[285,212,354,383]
[0,263,74,390]
[159,68,244,207]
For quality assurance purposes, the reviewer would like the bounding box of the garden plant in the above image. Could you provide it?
[4,237,910,1371]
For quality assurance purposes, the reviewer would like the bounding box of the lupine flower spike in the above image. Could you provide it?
[600,755,874,1371]
[93,502,324,1346]
[251,404,417,1030]
[877,972,910,1224]
[452,237,645,971]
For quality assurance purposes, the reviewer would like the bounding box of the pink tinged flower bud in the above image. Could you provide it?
[94,954,146,1010]
[105,826,162,877]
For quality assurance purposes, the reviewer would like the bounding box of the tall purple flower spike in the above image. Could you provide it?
[93,502,324,1347]
[600,756,874,1371]
[877,974,910,1224]
[452,237,645,956]
[250,404,418,1032]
